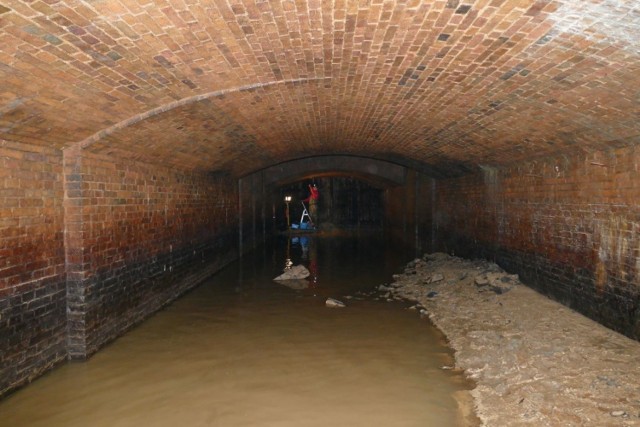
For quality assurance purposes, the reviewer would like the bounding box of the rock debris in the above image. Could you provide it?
[387,252,640,427]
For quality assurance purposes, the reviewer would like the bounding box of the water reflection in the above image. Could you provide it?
[289,235,318,287]
[279,232,402,297]
[284,235,294,270]
[0,232,478,427]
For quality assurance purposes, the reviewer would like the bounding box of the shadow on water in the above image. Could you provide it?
[0,232,479,427]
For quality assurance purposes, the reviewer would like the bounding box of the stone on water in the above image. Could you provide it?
[273,265,310,281]
[326,298,346,308]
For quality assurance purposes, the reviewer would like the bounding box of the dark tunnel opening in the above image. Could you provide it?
[276,177,385,231]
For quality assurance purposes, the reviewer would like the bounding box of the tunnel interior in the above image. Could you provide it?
[276,177,385,229]
[2,0,640,399]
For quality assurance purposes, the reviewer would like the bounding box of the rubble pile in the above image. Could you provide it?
[390,252,519,302]
[387,252,640,427]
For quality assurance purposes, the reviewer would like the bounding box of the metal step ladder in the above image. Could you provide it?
[300,201,313,226]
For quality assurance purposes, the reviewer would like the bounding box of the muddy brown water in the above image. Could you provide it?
[0,233,477,427]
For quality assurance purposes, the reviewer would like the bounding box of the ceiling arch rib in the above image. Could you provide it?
[260,155,408,188]
[72,77,329,151]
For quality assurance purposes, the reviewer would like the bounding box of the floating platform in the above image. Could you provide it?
[289,222,316,232]
[281,226,317,235]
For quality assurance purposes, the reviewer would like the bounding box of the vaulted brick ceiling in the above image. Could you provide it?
[1,0,639,177]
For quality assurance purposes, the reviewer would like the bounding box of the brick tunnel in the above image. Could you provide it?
[1,0,640,400]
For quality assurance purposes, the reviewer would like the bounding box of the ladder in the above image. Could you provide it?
[300,201,312,226]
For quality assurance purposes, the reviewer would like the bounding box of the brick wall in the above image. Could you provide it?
[385,170,435,254]
[433,145,640,339]
[63,150,239,359]
[238,173,267,254]
[2,144,243,397]
[0,142,67,397]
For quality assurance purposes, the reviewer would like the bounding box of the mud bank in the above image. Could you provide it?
[388,253,640,426]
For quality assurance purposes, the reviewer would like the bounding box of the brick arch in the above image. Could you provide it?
[260,155,407,188]
[71,77,329,151]
[1,0,638,176]
[3,0,640,402]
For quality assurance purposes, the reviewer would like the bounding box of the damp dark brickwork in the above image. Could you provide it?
[63,151,241,359]
[0,146,243,397]
[238,172,274,253]
[385,170,436,255]
[433,145,640,340]
[68,238,237,359]
[0,142,68,398]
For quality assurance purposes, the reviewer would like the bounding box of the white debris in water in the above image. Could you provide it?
[273,265,310,281]
[325,298,346,308]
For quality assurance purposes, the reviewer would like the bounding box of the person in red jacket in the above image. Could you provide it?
[303,183,319,226]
